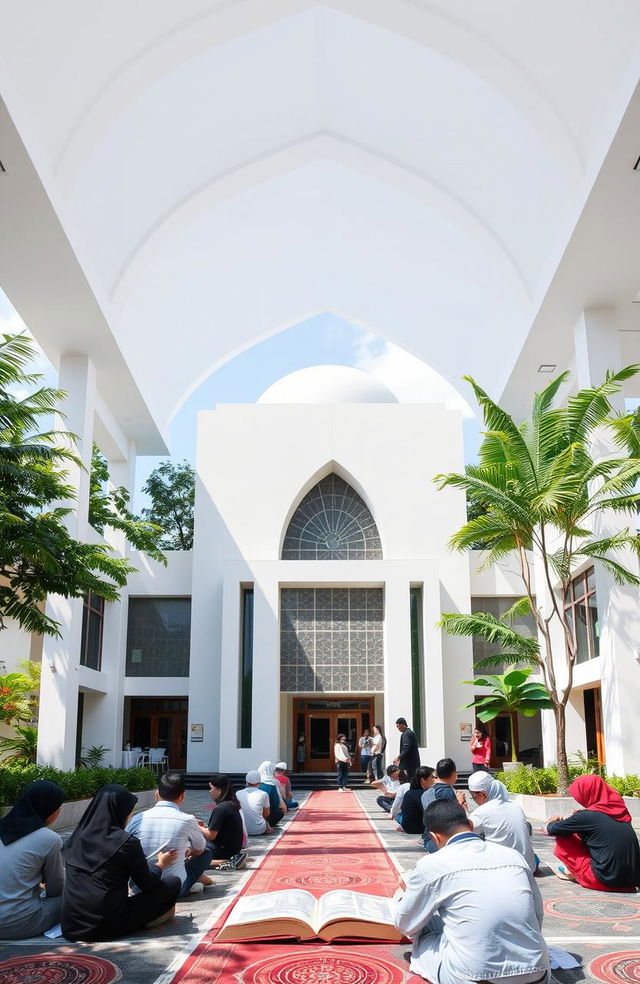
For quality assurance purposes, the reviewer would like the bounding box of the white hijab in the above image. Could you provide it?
[258,760,277,786]
[468,770,508,803]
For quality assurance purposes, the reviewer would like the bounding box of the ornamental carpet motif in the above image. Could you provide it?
[0,953,121,984]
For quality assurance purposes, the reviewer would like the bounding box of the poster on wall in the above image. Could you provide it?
[459,723,472,741]
[190,723,204,742]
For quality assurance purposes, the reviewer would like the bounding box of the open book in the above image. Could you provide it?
[217,889,403,942]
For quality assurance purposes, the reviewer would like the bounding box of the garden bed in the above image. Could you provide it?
[509,792,640,821]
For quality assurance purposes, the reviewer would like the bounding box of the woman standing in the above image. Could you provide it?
[61,784,180,941]
[545,774,640,891]
[258,761,286,826]
[370,724,386,781]
[358,728,374,780]
[470,726,492,771]
[334,734,352,792]
[198,774,246,870]
[0,780,65,939]
[296,734,306,769]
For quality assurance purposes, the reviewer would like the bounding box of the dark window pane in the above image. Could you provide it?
[80,593,104,670]
[126,598,191,677]
[239,589,254,748]
[588,591,599,659]
[410,586,426,745]
[575,600,589,663]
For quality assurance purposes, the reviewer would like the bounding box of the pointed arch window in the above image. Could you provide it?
[282,474,382,560]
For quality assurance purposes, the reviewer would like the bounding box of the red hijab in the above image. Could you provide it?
[569,774,631,823]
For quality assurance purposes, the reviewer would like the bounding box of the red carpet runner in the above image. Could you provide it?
[171,789,423,984]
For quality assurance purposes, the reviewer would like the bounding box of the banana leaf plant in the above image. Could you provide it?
[462,666,554,762]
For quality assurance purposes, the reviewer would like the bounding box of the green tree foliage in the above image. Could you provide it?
[89,445,165,563]
[141,459,195,550]
[0,332,142,637]
[0,725,38,765]
[461,667,554,762]
[435,367,640,793]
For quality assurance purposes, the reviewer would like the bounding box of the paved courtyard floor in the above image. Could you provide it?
[0,788,638,984]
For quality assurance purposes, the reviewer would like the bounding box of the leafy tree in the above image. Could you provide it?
[435,367,640,794]
[0,669,33,724]
[461,666,554,762]
[0,724,38,765]
[0,332,142,637]
[141,460,195,550]
[89,445,165,564]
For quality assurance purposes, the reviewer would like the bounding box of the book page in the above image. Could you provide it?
[317,891,395,928]
[225,890,316,928]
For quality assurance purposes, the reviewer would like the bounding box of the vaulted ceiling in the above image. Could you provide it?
[1,1,639,440]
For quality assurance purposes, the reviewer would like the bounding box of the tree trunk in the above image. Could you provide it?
[554,703,569,795]
[509,712,518,762]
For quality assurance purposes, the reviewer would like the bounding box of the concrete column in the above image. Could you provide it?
[573,309,640,774]
[38,356,96,769]
[383,577,413,766]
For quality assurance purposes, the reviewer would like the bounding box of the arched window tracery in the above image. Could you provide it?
[281,473,382,560]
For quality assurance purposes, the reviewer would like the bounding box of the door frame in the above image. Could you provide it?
[292,696,375,772]
[128,697,188,770]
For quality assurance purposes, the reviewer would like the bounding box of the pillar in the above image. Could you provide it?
[38,356,96,769]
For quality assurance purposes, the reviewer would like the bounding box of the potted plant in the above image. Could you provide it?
[461,666,554,767]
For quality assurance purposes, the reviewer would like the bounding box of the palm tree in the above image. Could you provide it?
[0,725,38,764]
[462,667,554,763]
[435,367,640,794]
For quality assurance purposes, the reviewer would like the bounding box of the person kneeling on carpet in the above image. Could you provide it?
[274,762,298,809]
[394,800,549,984]
[61,784,181,942]
[197,773,247,871]
[0,780,65,940]
[543,774,640,891]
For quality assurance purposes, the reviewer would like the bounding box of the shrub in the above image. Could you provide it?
[0,765,157,808]
[500,765,640,798]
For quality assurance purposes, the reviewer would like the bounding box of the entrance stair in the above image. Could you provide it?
[183,770,473,791]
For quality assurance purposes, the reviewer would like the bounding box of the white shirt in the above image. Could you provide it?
[381,776,400,795]
[394,833,548,984]
[127,800,206,887]
[391,782,411,819]
[237,787,270,834]
[470,799,537,873]
[371,733,383,754]
[334,742,351,763]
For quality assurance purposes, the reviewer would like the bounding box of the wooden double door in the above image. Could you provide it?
[129,698,188,770]
[293,697,375,772]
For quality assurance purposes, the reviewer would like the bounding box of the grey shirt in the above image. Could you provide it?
[0,826,64,932]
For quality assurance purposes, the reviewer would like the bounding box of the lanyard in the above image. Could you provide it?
[446,832,479,847]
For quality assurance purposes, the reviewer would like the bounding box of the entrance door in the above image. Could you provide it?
[584,686,605,765]
[293,698,374,771]
[129,698,188,770]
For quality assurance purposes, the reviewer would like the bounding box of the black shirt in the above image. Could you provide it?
[398,728,420,775]
[547,809,640,888]
[208,801,243,857]
[398,788,425,834]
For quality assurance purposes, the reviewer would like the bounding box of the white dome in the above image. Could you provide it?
[258,365,398,404]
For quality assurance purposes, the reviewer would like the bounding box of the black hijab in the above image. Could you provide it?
[64,783,138,873]
[0,779,65,847]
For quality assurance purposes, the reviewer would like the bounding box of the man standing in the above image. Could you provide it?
[394,717,420,777]
[394,801,549,984]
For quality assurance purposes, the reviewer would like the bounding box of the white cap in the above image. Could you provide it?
[246,770,261,784]
[275,762,287,771]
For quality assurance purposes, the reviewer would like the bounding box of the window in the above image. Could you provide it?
[80,592,104,670]
[410,586,426,745]
[125,598,191,676]
[471,597,537,673]
[564,567,599,664]
[239,587,254,748]
[282,474,382,560]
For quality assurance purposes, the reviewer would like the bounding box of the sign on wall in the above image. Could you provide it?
[459,723,472,741]
[190,723,204,742]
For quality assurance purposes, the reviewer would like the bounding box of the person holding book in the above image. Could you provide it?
[334,733,352,791]
[197,773,247,871]
[373,764,402,812]
[274,762,298,809]
[61,784,180,941]
[258,761,287,825]
[396,767,435,835]
[394,800,549,984]
[466,770,538,873]
[358,728,374,780]
[237,771,272,835]
[543,774,640,890]
[0,780,65,940]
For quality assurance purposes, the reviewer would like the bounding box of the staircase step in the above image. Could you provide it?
[183,770,476,791]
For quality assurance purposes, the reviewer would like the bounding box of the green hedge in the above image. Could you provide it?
[0,765,157,808]
[500,765,640,797]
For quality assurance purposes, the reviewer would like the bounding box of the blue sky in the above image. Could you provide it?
[0,292,481,511]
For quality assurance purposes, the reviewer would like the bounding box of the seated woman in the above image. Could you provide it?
[545,774,640,891]
[258,761,286,826]
[61,783,181,941]
[274,762,298,809]
[395,767,435,834]
[0,780,65,939]
[198,773,247,870]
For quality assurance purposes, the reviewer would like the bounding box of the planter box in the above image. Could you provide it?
[510,792,640,821]
[0,788,156,828]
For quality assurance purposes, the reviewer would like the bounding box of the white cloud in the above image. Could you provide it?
[352,332,474,416]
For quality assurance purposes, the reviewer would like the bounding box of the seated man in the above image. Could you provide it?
[420,758,465,852]
[466,770,538,873]
[126,772,211,897]
[372,764,401,812]
[274,762,298,809]
[236,771,272,835]
[394,801,549,984]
